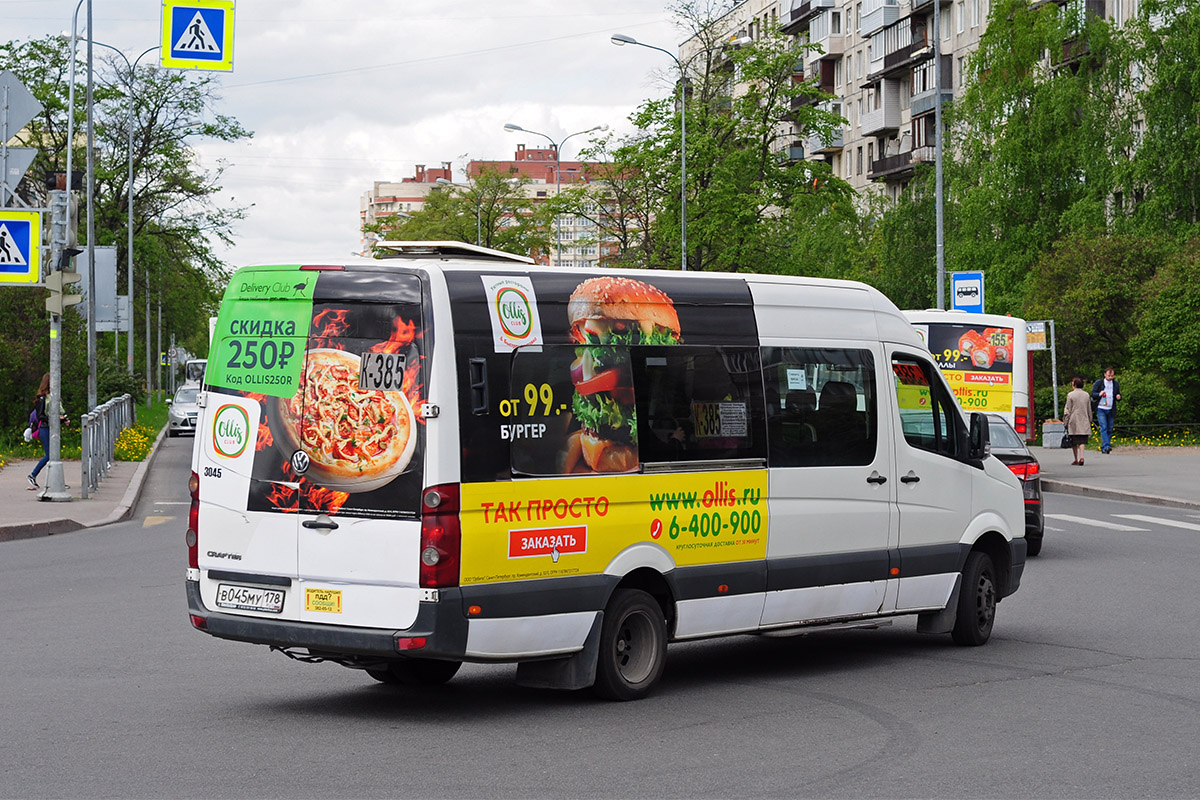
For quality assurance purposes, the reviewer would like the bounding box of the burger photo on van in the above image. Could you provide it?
[564,276,681,474]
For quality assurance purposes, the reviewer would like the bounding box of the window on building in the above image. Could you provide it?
[832,11,841,34]
[971,0,980,27]
[956,1,965,33]
[857,146,863,175]
[942,8,951,39]
[857,50,864,79]
[835,58,843,87]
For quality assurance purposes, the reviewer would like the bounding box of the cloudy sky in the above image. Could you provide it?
[6,0,687,267]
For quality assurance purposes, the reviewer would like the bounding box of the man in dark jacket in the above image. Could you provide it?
[1091,368,1121,454]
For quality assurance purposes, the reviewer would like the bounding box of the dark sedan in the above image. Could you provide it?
[988,413,1044,556]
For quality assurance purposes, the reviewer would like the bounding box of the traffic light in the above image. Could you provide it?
[45,269,83,314]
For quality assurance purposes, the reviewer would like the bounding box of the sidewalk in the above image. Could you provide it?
[0,428,165,543]
[1035,442,1200,510]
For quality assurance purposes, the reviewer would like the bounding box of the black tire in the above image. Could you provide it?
[592,589,667,701]
[366,658,461,686]
[168,429,178,438]
[952,551,997,646]
[1026,534,1043,557]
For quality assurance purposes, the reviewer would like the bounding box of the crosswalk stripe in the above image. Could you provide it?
[1045,514,1149,531]
[1114,514,1200,532]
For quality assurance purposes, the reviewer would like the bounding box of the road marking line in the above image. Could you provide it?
[143,515,174,527]
[1046,514,1148,531]
[1114,514,1200,532]
[155,501,191,505]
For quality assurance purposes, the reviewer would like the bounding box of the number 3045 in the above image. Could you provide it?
[203,467,223,478]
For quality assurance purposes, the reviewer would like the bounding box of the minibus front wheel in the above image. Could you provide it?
[593,589,668,701]
[951,551,996,646]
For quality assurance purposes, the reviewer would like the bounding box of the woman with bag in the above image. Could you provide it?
[1063,376,1093,466]
[27,373,51,490]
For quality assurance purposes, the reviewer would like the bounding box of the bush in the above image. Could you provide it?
[114,424,155,461]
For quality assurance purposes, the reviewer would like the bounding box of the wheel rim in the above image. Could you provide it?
[973,569,996,630]
[613,609,657,685]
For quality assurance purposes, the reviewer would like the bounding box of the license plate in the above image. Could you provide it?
[358,351,406,392]
[215,583,285,614]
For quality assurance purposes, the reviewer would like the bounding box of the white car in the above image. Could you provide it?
[167,384,201,437]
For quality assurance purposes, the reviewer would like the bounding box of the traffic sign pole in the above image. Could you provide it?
[43,190,75,502]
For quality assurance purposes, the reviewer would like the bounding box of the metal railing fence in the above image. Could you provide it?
[80,394,135,499]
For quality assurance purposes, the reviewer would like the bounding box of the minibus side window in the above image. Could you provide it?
[631,346,766,465]
[761,347,877,467]
[892,356,960,458]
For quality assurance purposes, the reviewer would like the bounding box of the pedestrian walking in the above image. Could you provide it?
[1091,367,1122,454]
[1063,377,1093,466]
[26,373,70,491]
[27,373,51,490]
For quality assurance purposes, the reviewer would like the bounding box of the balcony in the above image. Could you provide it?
[912,0,952,9]
[860,1,899,37]
[778,143,807,163]
[860,81,904,136]
[805,129,844,154]
[878,28,930,78]
[791,60,835,108]
[867,150,914,182]
[781,0,836,35]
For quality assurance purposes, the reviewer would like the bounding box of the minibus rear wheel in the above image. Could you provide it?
[593,589,667,701]
[367,658,462,686]
[951,551,996,646]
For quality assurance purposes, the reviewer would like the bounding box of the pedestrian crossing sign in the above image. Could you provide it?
[0,210,40,285]
[161,0,235,72]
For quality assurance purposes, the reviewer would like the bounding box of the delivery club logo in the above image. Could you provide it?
[495,286,533,340]
[508,525,588,563]
[212,404,250,458]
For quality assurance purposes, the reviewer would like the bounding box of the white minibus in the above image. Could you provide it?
[186,243,1026,700]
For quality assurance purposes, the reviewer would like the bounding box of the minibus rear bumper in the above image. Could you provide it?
[186,579,468,661]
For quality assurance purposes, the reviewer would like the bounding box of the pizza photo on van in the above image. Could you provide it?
[563,276,681,474]
[275,347,416,492]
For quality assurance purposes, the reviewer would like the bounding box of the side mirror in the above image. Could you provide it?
[968,412,990,461]
[166,399,173,406]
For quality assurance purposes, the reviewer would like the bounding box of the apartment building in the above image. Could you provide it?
[362,147,610,267]
[694,0,1136,202]
[359,162,455,230]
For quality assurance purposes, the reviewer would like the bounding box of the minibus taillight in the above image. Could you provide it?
[186,470,200,569]
[420,483,461,588]
[1014,406,1029,436]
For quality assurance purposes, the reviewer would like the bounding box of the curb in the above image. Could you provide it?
[0,426,168,544]
[1042,479,1200,511]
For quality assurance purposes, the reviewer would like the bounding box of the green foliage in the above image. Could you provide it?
[366,167,550,259]
[0,35,249,431]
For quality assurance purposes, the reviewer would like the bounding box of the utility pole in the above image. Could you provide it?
[42,190,82,502]
[934,0,946,309]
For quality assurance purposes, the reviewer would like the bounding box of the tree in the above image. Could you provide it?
[0,35,250,429]
[365,167,551,259]
[945,0,1130,314]
[597,1,848,273]
[1119,0,1200,236]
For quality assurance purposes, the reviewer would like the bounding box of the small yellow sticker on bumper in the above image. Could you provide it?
[304,587,342,613]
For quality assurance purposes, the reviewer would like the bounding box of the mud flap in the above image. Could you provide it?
[916,573,962,635]
[514,612,602,691]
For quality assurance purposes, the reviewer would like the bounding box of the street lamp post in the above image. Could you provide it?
[503,123,607,266]
[86,41,159,376]
[611,32,688,271]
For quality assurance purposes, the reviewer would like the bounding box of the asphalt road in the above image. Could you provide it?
[2,436,1199,799]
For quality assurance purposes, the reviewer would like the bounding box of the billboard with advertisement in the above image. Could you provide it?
[921,322,1015,413]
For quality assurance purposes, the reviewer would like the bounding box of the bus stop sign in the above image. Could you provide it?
[950,271,984,313]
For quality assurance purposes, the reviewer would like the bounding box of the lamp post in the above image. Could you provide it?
[84,41,159,376]
[611,32,688,271]
[503,123,607,266]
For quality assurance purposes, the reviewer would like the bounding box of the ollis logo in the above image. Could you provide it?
[495,287,533,340]
[212,404,250,458]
